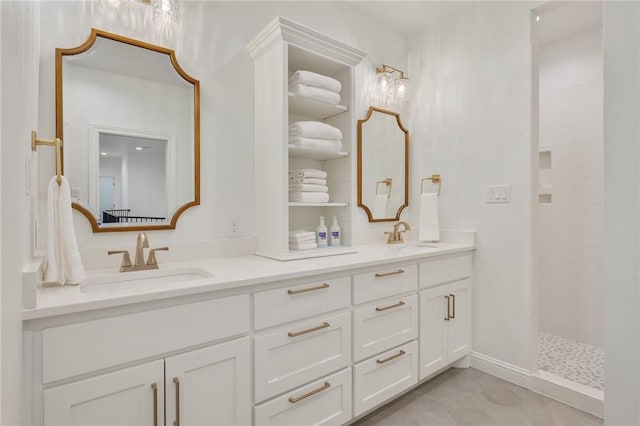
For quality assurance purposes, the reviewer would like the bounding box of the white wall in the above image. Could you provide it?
[408,2,537,371]
[127,151,167,218]
[37,1,408,256]
[603,2,640,425]
[538,27,603,348]
[1,2,40,424]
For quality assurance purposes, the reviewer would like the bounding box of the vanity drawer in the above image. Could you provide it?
[254,276,351,330]
[353,264,417,304]
[42,295,249,384]
[254,312,351,403]
[419,254,472,289]
[353,294,418,362]
[254,368,352,426]
[353,340,418,417]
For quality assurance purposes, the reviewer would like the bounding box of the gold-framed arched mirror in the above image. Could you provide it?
[357,106,409,222]
[56,28,200,232]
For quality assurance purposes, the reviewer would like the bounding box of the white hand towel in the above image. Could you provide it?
[289,241,319,251]
[289,169,328,179]
[289,230,316,239]
[289,183,329,193]
[289,137,342,152]
[289,121,343,140]
[288,70,342,93]
[289,192,330,203]
[373,194,389,218]
[289,83,341,105]
[418,193,440,242]
[289,177,327,186]
[289,235,317,244]
[44,176,85,285]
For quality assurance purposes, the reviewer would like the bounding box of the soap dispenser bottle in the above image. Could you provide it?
[329,216,341,247]
[316,216,328,248]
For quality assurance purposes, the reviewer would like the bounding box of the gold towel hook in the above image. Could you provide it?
[376,178,393,198]
[31,130,63,185]
[420,174,441,196]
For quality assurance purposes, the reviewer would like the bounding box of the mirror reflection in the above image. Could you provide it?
[358,107,408,222]
[57,29,199,231]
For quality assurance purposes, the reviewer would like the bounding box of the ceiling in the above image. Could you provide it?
[346,1,475,37]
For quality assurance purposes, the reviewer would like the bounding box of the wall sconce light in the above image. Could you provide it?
[375,64,410,104]
[100,0,181,28]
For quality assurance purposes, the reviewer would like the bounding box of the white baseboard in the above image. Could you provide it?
[471,351,604,419]
[470,351,532,389]
[532,371,603,418]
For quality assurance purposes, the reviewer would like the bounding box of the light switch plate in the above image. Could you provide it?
[486,185,511,203]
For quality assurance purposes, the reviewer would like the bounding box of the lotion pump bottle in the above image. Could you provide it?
[329,216,341,247]
[316,216,328,248]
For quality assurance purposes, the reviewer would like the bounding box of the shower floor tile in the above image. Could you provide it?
[539,332,604,391]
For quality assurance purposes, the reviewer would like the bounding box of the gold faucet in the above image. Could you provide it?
[108,232,169,272]
[385,221,411,244]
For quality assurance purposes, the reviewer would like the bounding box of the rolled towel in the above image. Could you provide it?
[290,192,330,203]
[289,121,343,140]
[44,176,85,285]
[289,241,318,251]
[418,192,440,242]
[289,70,342,93]
[289,169,327,179]
[289,177,327,186]
[289,137,342,152]
[289,184,329,193]
[289,83,341,105]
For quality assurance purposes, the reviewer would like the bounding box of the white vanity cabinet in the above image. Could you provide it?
[44,360,165,426]
[247,16,367,260]
[30,295,252,426]
[419,254,473,380]
[44,338,251,426]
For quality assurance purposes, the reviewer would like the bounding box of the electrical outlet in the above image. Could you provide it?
[231,219,240,234]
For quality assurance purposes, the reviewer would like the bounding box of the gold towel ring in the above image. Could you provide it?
[420,174,441,196]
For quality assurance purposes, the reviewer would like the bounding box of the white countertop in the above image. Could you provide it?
[23,241,474,321]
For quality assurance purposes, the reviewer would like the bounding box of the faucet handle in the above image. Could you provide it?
[108,250,133,271]
[384,231,394,244]
[146,247,169,266]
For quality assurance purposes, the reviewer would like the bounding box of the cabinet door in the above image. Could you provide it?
[165,337,251,426]
[419,285,449,380]
[44,360,164,426]
[447,279,471,363]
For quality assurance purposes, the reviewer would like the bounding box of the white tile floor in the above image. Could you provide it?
[538,332,604,391]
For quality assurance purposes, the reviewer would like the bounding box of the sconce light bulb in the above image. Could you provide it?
[536,15,541,22]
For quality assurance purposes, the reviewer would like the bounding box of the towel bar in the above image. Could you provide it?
[376,178,392,198]
[31,130,63,185]
[420,174,441,196]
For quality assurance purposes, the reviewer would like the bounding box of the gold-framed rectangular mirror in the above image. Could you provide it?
[56,28,200,232]
[357,106,409,222]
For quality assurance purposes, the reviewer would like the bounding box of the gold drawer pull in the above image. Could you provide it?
[173,377,180,426]
[444,295,450,320]
[377,350,406,364]
[288,381,331,403]
[288,283,330,295]
[151,383,158,426]
[450,293,456,319]
[376,301,406,312]
[375,269,405,278]
[288,322,330,338]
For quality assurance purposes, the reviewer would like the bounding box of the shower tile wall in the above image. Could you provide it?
[538,27,603,348]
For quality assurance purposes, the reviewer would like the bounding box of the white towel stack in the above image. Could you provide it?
[289,169,330,202]
[289,121,343,153]
[289,70,342,105]
[289,230,318,251]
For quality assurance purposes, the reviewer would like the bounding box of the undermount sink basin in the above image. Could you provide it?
[387,243,439,255]
[80,267,213,293]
